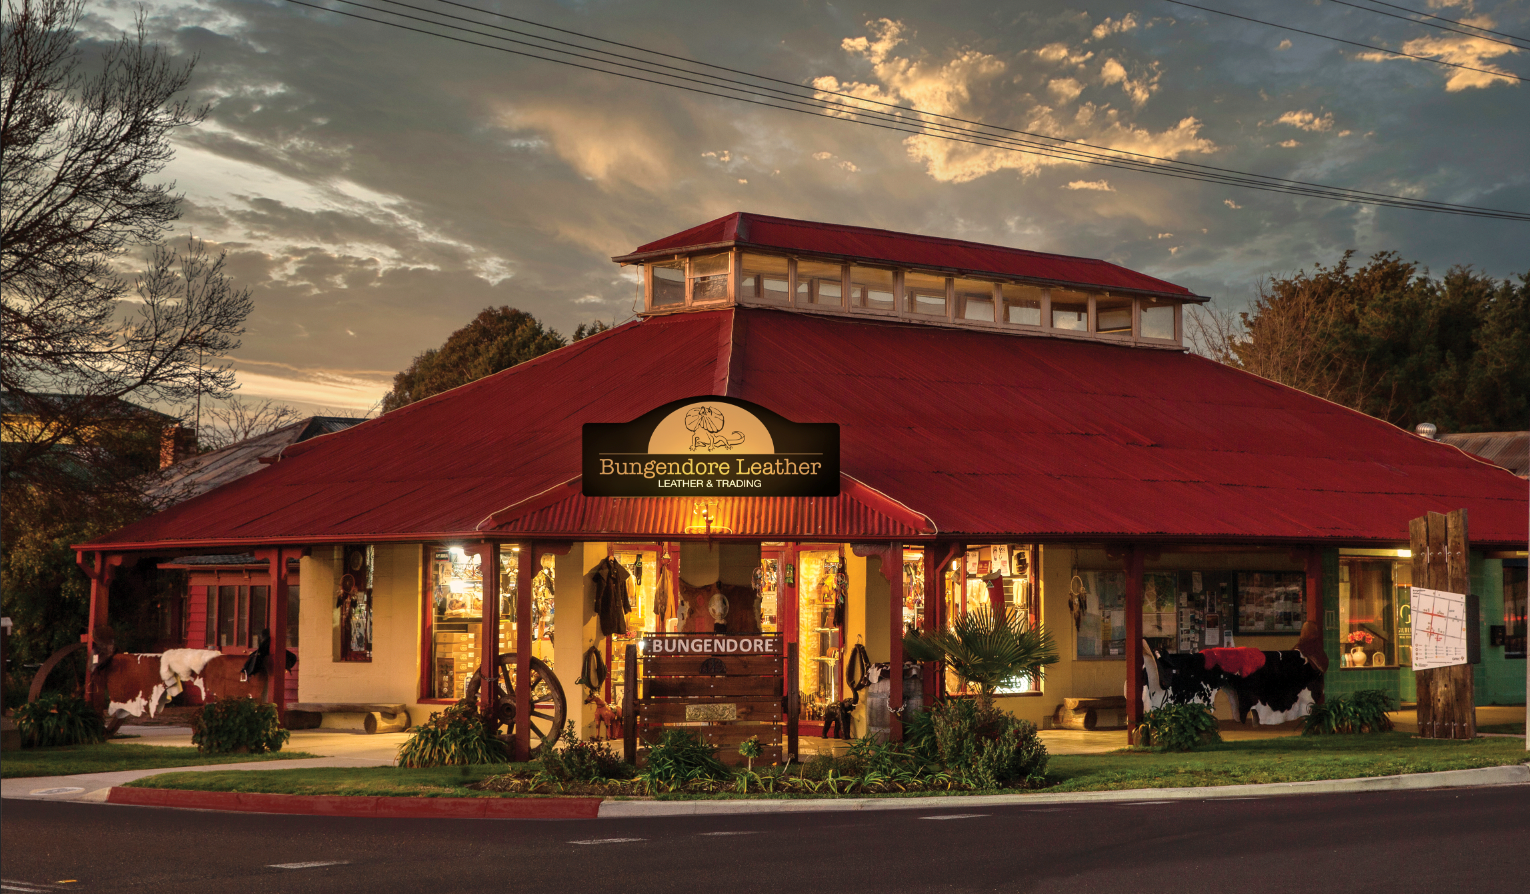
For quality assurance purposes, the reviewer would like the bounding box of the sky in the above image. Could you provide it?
[77,0,1530,415]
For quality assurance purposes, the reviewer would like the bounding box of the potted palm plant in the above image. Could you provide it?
[903,606,1058,712]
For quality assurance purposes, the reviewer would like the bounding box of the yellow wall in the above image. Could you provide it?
[553,542,603,739]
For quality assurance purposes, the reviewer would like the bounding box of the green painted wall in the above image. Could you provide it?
[1322,552,1523,707]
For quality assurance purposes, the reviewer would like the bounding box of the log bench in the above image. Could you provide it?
[286,703,411,734]
[1052,696,1128,731]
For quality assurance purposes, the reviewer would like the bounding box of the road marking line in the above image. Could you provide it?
[28,788,84,796]
[698,831,758,836]
[920,814,989,820]
[1117,801,1173,805]
[570,838,645,845]
[268,861,350,869]
[3,884,61,893]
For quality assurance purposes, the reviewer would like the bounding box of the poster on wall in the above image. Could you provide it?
[583,396,839,498]
[338,544,375,662]
[1235,572,1305,634]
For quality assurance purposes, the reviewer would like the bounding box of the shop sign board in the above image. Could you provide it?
[583,396,839,497]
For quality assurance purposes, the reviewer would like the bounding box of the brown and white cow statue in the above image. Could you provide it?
[1139,620,1328,725]
[89,627,295,727]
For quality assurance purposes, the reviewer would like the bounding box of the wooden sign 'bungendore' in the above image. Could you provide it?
[623,633,797,766]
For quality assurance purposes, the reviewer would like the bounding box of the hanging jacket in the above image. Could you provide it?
[593,557,632,638]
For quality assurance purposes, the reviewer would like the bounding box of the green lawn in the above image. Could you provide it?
[120,734,1527,798]
[2,743,319,779]
[122,763,532,796]
[1477,723,1526,735]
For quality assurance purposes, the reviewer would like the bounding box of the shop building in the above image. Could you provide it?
[78,213,1528,755]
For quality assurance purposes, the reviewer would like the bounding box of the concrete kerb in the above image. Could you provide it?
[14,762,1519,820]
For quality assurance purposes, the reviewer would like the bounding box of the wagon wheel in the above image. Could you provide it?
[27,643,125,734]
[464,654,566,755]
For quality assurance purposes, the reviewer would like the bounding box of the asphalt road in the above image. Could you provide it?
[3,786,1527,893]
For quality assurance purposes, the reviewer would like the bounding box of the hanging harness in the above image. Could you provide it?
[822,643,873,740]
[575,645,608,693]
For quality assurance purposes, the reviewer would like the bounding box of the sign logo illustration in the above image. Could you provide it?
[583,396,838,498]
[684,405,744,452]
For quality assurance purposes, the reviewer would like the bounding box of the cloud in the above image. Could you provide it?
[1224,199,1243,209]
[1048,78,1085,102]
[1090,14,1139,41]
[1064,180,1115,191]
[1278,139,1301,148]
[1355,16,1520,91]
[1035,43,1095,67]
[1100,58,1158,107]
[1278,39,1292,51]
[1276,110,1335,132]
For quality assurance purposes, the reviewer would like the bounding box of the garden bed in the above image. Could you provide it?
[117,734,1528,798]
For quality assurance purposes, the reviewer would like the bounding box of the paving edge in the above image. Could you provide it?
[596,763,1530,816]
[95,763,1528,820]
[105,787,601,819]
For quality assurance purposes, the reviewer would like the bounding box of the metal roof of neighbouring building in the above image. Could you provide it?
[612,212,1206,301]
[83,306,1527,550]
[1438,431,1529,478]
[147,416,365,507]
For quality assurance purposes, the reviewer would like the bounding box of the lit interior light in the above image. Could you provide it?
[1396,549,1412,558]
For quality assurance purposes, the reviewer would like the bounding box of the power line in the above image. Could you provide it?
[1163,0,1525,82]
[1350,0,1530,45]
[276,0,1530,220]
[1325,0,1530,51]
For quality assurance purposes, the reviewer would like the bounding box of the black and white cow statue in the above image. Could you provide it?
[1139,621,1328,724]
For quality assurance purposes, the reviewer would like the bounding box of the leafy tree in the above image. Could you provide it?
[381,308,611,412]
[1188,251,1529,433]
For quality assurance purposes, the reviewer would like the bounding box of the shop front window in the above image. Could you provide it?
[740,253,789,302]
[1338,559,1405,668]
[901,548,925,632]
[1074,570,1126,658]
[689,253,730,303]
[335,544,374,661]
[798,548,846,721]
[758,550,781,633]
[424,545,529,699]
[206,584,270,650]
[609,545,662,711]
[1236,571,1306,634]
[1503,561,1526,659]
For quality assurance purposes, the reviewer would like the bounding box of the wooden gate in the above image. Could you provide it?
[623,633,798,765]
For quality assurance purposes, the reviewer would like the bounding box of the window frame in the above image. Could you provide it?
[1138,296,1180,343]
[954,278,1001,326]
[903,270,951,319]
[848,264,900,316]
[737,250,790,305]
[998,282,1048,330]
[1092,293,1135,338]
[687,252,732,306]
[791,257,847,310]
[646,258,687,310]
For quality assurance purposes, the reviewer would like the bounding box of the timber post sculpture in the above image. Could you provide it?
[1409,509,1475,740]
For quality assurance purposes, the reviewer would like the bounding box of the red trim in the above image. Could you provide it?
[840,477,938,536]
[106,787,602,819]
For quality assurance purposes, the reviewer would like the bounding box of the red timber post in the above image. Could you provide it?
[514,541,536,762]
[1304,547,1323,626]
[76,551,125,707]
[472,542,500,728]
[1123,546,1145,744]
[256,547,292,725]
[887,541,903,743]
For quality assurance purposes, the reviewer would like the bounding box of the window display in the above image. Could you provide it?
[1507,561,1527,659]
[424,545,527,699]
[902,548,925,632]
[756,552,781,633]
[798,548,845,721]
[1236,571,1305,634]
[1338,559,1404,668]
[1073,570,1126,658]
[336,544,373,662]
[609,545,662,711]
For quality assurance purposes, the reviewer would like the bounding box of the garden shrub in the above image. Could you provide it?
[397,699,508,767]
[1136,703,1220,751]
[1303,689,1395,735]
[14,694,106,748]
[905,698,1049,788]
[638,728,729,788]
[537,724,633,781]
[192,697,290,754]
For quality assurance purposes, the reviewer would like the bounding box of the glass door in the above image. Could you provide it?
[797,547,845,722]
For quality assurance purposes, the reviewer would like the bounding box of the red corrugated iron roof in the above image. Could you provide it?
[614,212,1202,300]
[86,306,1527,549]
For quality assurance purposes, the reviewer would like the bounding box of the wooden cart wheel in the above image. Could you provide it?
[27,642,125,734]
[28,643,85,703]
[464,654,567,755]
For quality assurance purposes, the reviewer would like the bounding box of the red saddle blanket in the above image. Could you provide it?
[1200,646,1267,677]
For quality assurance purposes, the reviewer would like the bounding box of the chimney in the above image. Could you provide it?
[160,424,198,468]
[1414,422,1439,440]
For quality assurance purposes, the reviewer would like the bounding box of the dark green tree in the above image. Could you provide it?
[381,308,610,412]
